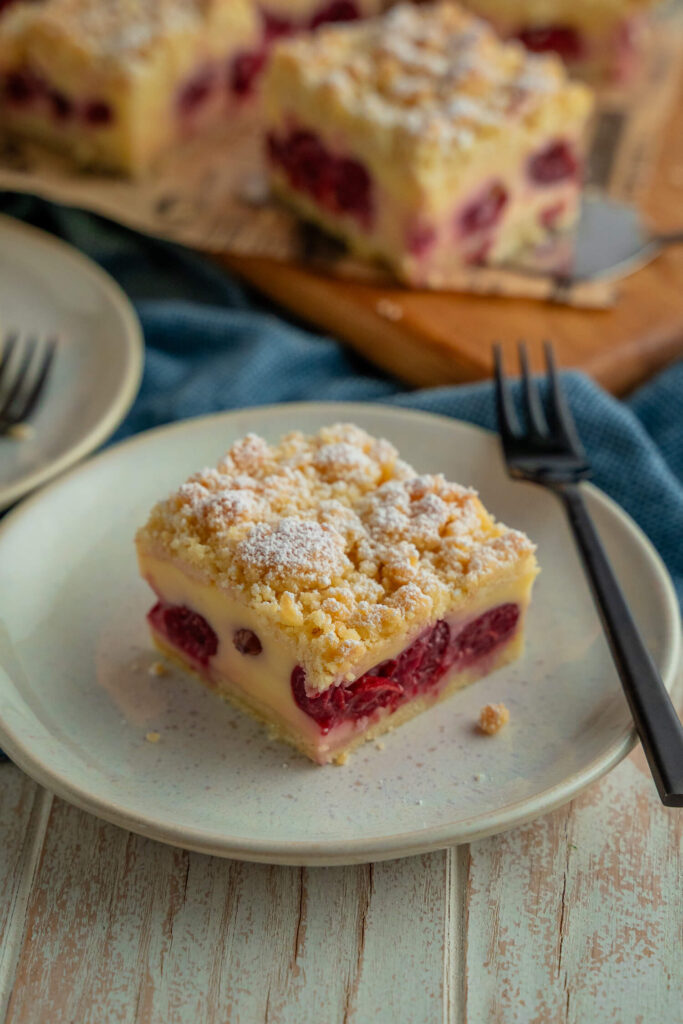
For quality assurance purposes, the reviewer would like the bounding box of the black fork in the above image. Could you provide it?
[495,341,683,807]
[0,332,56,434]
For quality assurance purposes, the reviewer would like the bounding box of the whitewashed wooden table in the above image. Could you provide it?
[1,743,681,1024]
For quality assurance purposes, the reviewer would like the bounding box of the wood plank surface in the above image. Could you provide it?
[2,790,450,1024]
[1,748,680,1024]
[465,751,682,1024]
[0,771,51,1020]
[224,65,683,395]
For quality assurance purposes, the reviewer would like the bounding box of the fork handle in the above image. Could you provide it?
[556,483,683,806]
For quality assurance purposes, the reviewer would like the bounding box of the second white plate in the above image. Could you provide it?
[0,403,679,864]
[0,214,143,509]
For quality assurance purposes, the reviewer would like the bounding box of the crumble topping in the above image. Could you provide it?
[138,424,537,688]
[267,2,593,155]
[235,518,350,589]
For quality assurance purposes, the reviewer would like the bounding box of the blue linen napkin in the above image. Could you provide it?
[2,193,682,610]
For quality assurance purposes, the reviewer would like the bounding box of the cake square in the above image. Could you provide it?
[136,424,538,764]
[459,0,657,82]
[0,0,260,173]
[263,1,594,286]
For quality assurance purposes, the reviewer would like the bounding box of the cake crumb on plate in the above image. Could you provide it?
[477,702,510,735]
[7,423,36,441]
[148,660,168,677]
[145,731,161,743]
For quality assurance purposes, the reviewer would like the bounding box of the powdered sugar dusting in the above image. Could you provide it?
[236,518,350,588]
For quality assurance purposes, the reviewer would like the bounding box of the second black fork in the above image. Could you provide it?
[494,341,683,807]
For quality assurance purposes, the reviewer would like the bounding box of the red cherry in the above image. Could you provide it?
[528,141,579,185]
[459,183,508,236]
[516,24,585,62]
[148,602,218,666]
[310,1,360,29]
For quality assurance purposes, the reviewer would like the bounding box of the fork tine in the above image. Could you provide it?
[518,341,549,438]
[0,332,18,389]
[544,341,585,456]
[12,338,57,424]
[0,335,37,421]
[493,343,521,440]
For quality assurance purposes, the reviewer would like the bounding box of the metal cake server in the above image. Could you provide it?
[569,192,683,282]
[510,192,683,285]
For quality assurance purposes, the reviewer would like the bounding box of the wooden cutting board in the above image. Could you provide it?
[223,65,683,395]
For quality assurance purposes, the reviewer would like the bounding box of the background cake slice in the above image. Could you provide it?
[458,0,659,82]
[263,1,594,286]
[136,424,539,765]
[0,0,260,173]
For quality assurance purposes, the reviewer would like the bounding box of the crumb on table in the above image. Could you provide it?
[145,731,161,744]
[477,702,510,736]
[376,298,404,322]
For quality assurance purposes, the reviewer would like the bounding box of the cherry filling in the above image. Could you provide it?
[148,602,218,667]
[230,51,268,97]
[4,70,41,105]
[407,220,438,258]
[516,25,586,62]
[49,90,73,121]
[1,68,114,127]
[528,141,579,186]
[309,0,360,29]
[263,12,293,40]
[459,182,508,237]
[292,603,520,734]
[177,68,218,115]
[83,100,113,126]
[267,128,374,228]
[261,0,360,36]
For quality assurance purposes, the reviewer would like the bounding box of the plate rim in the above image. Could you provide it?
[0,213,144,509]
[0,400,679,865]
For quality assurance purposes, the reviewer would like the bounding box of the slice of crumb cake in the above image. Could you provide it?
[263,2,594,285]
[0,0,259,173]
[136,424,538,764]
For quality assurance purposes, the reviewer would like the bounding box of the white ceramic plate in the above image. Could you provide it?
[0,214,143,510]
[0,403,679,865]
